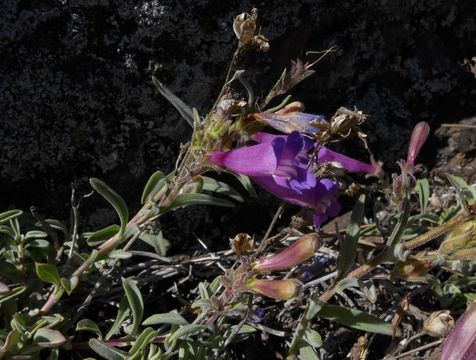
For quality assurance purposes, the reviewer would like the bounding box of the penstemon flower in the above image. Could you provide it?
[242,278,302,300]
[252,233,320,273]
[209,131,378,227]
[441,301,476,360]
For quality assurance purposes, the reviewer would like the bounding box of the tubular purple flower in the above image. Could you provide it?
[242,279,302,301]
[208,131,377,227]
[252,233,320,273]
[441,301,476,360]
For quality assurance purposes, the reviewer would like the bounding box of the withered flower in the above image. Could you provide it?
[423,310,454,337]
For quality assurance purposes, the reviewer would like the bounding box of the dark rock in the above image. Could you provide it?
[1,0,475,245]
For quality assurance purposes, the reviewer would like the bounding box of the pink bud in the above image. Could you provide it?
[441,301,476,360]
[406,122,430,165]
[252,234,320,273]
[242,279,302,300]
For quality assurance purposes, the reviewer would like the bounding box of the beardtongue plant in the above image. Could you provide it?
[1,7,475,360]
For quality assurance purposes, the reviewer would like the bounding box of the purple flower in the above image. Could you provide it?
[441,301,476,360]
[209,131,377,227]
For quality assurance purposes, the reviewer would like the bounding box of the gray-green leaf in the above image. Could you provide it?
[152,77,194,127]
[336,195,365,280]
[90,178,129,236]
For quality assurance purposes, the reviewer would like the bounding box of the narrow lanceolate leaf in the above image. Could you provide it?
[86,225,120,247]
[0,286,26,304]
[105,295,130,340]
[416,178,430,214]
[166,324,206,345]
[317,304,396,336]
[229,172,257,198]
[128,327,158,357]
[336,194,365,280]
[76,319,102,339]
[151,76,194,127]
[143,311,189,326]
[201,176,243,202]
[33,328,67,348]
[89,339,128,360]
[169,193,235,210]
[0,210,22,225]
[35,263,61,287]
[141,170,166,204]
[122,278,144,337]
[90,178,129,236]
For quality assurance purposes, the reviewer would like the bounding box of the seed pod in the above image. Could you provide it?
[423,310,454,337]
[230,233,254,255]
[233,13,256,46]
[252,233,320,273]
[242,279,302,300]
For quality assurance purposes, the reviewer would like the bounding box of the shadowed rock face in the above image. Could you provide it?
[1,0,475,245]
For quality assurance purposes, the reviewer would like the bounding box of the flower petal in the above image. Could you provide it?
[208,141,279,176]
[318,147,377,174]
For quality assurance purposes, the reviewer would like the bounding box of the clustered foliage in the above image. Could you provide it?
[1,9,475,360]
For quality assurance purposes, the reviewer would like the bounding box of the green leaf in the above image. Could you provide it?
[109,249,132,259]
[302,329,322,348]
[169,193,235,210]
[0,330,21,354]
[86,225,120,247]
[201,177,243,202]
[151,76,194,127]
[60,275,79,295]
[76,319,102,339]
[139,231,170,257]
[336,194,365,280]
[317,304,396,335]
[0,210,22,225]
[230,173,257,198]
[141,171,166,204]
[90,178,129,236]
[143,311,189,326]
[166,324,206,346]
[128,327,158,358]
[35,263,60,287]
[416,178,430,214]
[447,174,476,201]
[33,328,67,348]
[122,278,144,337]
[89,339,128,360]
[25,231,48,240]
[298,344,319,360]
[105,295,130,340]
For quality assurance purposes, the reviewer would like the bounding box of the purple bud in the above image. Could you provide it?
[441,301,476,360]
[242,279,302,300]
[406,122,430,166]
[252,234,320,273]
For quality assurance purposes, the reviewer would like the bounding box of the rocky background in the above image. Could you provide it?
[1,0,475,248]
